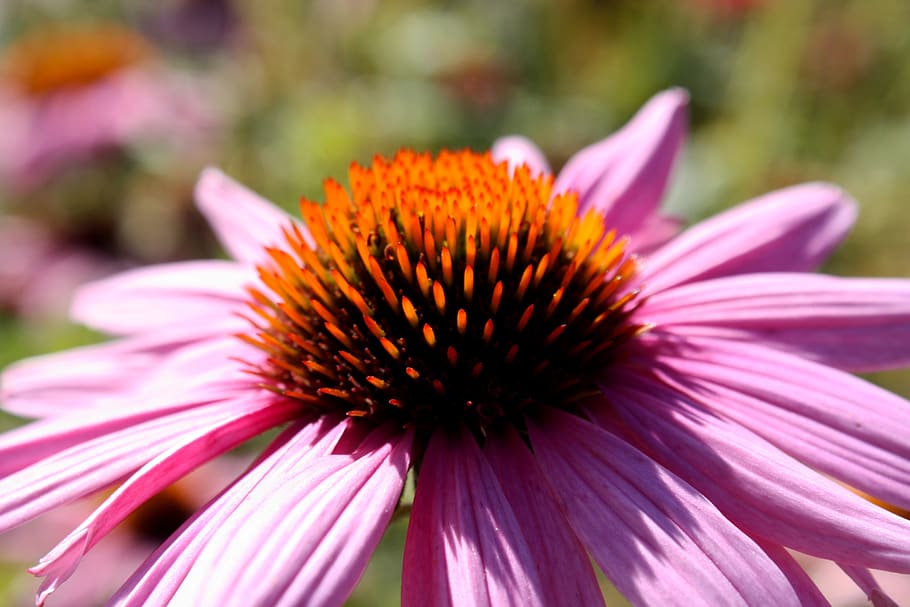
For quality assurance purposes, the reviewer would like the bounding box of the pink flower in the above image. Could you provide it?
[2,89,910,606]
[0,24,214,191]
[0,217,119,321]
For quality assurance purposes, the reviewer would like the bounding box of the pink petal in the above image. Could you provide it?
[639,273,910,372]
[0,394,274,533]
[70,260,253,336]
[1,338,163,419]
[403,428,546,607]
[628,212,683,255]
[168,423,412,607]
[30,396,298,605]
[638,336,910,511]
[599,375,910,573]
[637,183,857,294]
[109,417,346,606]
[528,409,799,607]
[194,167,312,265]
[0,395,199,477]
[483,428,604,607]
[0,336,259,473]
[2,68,213,191]
[491,136,552,177]
[122,337,262,403]
[553,88,688,239]
[1,335,257,423]
[256,427,413,607]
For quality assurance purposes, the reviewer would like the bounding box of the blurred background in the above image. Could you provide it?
[1,0,908,605]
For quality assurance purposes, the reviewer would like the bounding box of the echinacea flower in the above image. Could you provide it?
[0,216,117,321]
[0,23,212,191]
[2,89,910,606]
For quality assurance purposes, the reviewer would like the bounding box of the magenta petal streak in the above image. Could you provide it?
[220,426,412,607]
[640,273,910,372]
[30,395,300,605]
[403,428,547,607]
[552,88,688,239]
[145,425,411,607]
[639,336,910,511]
[599,377,910,572]
[1,330,254,419]
[108,417,344,606]
[528,408,801,607]
[0,394,278,533]
[167,423,412,607]
[637,183,856,294]
[483,427,604,607]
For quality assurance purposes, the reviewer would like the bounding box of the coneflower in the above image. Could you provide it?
[2,89,909,606]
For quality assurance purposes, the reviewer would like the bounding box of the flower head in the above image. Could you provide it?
[0,216,118,321]
[0,23,213,190]
[2,89,910,606]
[243,149,643,436]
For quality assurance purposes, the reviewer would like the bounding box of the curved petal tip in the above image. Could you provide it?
[491,135,552,177]
[194,167,303,264]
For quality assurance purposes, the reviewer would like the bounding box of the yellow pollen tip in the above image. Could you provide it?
[396,244,413,279]
[490,281,503,315]
[456,309,468,334]
[402,296,420,328]
[366,376,389,389]
[487,247,500,283]
[463,265,475,302]
[441,247,454,287]
[422,324,437,347]
[432,281,446,315]
[517,304,535,332]
[482,319,494,343]
[380,337,400,359]
[416,263,431,298]
[516,265,533,301]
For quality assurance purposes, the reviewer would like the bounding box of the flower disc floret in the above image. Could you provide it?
[2,25,150,95]
[242,150,644,435]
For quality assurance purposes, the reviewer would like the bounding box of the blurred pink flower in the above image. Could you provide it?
[0,24,214,191]
[0,217,118,321]
[2,89,910,606]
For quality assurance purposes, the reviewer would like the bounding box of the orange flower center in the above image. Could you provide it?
[2,25,150,95]
[242,150,645,435]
